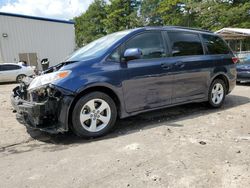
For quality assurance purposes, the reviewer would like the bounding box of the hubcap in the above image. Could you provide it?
[80,99,111,132]
[211,83,224,105]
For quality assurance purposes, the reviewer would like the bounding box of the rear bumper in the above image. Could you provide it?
[11,86,75,134]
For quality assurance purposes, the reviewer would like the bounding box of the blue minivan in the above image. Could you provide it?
[11,27,237,137]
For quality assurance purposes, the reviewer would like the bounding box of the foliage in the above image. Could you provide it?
[140,0,163,26]
[74,0,107,46]
[193,0,250,30]
[74,0,250,46]
[103,0,142,33]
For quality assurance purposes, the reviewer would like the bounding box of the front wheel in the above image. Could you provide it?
[208,79,226,108]
[71,92,117,138]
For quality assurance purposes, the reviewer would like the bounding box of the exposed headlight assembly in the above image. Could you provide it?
[28,70,71,91]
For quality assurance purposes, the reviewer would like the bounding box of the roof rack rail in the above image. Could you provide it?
[166,26,213,33]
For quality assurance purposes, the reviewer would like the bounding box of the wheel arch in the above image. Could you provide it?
[68,85,122,128]
[211,73,230,94]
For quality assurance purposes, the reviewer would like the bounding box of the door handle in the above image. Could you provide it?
[174,61,185,68]
[161,63,171,70]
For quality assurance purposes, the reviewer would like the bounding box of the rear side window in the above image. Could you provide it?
[125,32,166,59]
[1,65,21,71]
[168,32,204,56]
[202,34,231,55]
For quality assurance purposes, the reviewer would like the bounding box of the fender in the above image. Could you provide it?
[209,71,231,94]
[73,82,129,118]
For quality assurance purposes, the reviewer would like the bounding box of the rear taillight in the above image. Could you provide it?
[232,57,239,64]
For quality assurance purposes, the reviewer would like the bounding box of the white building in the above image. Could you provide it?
[0,12,75,69]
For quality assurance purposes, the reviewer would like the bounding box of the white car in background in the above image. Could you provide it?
[0,63,35,83]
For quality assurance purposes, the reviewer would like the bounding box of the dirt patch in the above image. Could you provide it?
[0,83,250,188]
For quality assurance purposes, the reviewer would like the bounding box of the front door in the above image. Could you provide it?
[122,31,174,113]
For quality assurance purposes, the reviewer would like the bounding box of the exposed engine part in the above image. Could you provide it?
[12,77,63,103]
[29,86,62,103]
[13,82,28,100]
[11,82,75,133]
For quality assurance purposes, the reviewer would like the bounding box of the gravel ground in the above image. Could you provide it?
[0,83,250,188]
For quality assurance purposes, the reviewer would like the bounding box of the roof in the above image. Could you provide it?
[166,26,213,33]
[215,28,250,40]
[140,26,213,34]
[0,12,74,25]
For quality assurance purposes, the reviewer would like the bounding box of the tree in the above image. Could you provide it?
[140,0,201,27]
[104,0,142,33]
[141,0,163,26]
[74,0,250,45]
[74,0,107,47]
[157,0,182,25]
[193,0,250,31]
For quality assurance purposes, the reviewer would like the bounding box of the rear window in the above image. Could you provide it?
[202,34,231,55]
[167,32,204,57]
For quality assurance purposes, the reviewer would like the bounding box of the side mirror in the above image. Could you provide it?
[123,48,142,61]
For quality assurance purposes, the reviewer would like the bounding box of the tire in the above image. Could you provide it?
[16,74,26,83]
[71,92,117,138]
[208,79,226,108]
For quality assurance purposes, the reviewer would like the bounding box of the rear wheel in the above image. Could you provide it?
[208,79,226,108]
[16,74,26,83]
[71,92,117,138]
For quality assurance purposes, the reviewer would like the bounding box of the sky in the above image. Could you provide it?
[0,0,94,20]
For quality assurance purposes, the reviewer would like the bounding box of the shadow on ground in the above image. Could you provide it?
[0,82,17,85]
[237,82,250,86]
[26,94,250,146]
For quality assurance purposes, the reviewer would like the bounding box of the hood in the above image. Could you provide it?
[25,58,100,91]
[43,57,100,73]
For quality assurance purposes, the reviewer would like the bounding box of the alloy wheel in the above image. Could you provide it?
[80,98,111,132]
[211,83,224,105]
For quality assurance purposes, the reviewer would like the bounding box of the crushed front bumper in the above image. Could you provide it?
[11,85,75,134]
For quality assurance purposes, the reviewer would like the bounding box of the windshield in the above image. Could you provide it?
[67,30,133,61]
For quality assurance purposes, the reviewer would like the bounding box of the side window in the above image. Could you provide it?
[168,32,204,56]
[108,47,121,62]
[1,65,21,71]
[125,32,166,59]
[1,65,9,71]
[202,34,231,55]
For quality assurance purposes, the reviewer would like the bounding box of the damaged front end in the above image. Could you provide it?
[11,76,75,134]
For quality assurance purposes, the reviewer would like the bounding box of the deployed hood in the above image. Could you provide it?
[43,60,79,74]
[23,60,78,91]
